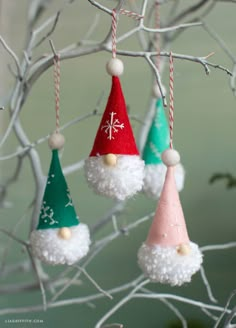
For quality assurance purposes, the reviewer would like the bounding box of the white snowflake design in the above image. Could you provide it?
[40,201,59,225]
[47,174,55,185]
[149,141,161,158]
[101,112,124,140]
[65,189,73,207]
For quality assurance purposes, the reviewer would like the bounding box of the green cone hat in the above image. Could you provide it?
[142,98,169,165]
[37,149,79,230]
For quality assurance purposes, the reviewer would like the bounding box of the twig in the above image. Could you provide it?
[0,275,145,315]
[202,20,236,62]
[74,265,113,300]
[200,266,218,303]
[26,248,47,311]
[159,298,187,328]
[201,242,236,252]
[34,12,60,48]
[0,228,28,247]
[0,35,21,78]
[133,293,231,314]
[145,54,167,106]
[201,307,218,321]
[101,324,123,328]
[214,290,236,328]
[88,0,112,15]
[141,286,187,327]
[49,39,57,57]
[169,0,210,26]
[95,279,150,328]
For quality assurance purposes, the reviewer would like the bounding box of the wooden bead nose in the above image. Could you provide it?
[103,154,117,166]
[177,243,191,256]
[58,227,72,240]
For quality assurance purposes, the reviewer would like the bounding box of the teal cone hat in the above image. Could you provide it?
[142,98,169,165]
[142,99,185,199]
[37,149,79,230]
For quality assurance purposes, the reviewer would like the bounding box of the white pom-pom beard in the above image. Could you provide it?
[137,242,203,286]
[143,163,185,199]
[30,224,91,266]
[85,155,144,201]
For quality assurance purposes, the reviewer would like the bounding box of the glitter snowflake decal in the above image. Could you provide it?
[101,112,124,140]
[40,201,59,225]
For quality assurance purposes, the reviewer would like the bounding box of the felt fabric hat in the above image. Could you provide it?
[37,149,79,230]
[30,139,90,266]
[142,99,185,199]
[89,76,139,157]
[142,98,169,165]
[146,166,189,246]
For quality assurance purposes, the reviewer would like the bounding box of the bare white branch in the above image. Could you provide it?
[0,35,21,78]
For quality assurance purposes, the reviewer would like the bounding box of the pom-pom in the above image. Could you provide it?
[162,149,180,167]
[103,153,117,167]
[48,132,65,150]
[30,223,91,265]
[85,155,144,200]
[152,83,166,99]
[143,163,185,199]
[106,58,124,77]
[137,242,203,286]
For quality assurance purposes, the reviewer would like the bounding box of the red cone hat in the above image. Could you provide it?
[146,166,190,247]
[90,76,139,156]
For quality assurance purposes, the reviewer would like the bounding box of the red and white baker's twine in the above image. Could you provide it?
[111,8,143,58]
[53,54,61,133]
[119,9,144,20]
[169,52,174,149]
[112,9,117,58]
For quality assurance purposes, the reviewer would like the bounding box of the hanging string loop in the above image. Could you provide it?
[111,8,143,58]
[169,52,174,149]
[53,53,61,134]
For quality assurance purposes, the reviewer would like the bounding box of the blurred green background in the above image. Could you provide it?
[0,1,236,327]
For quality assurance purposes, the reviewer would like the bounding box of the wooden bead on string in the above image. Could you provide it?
[162,148,180,167]
[103,153,117,166]
[106,58,124,76]
[48,132,65,150]
[58,227,72,240]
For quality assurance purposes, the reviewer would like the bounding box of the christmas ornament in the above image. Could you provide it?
[142,97,185,199]
[85,9,144,201]
[30,52,90,265]
[138,53,202,286]
[142,2,184,199]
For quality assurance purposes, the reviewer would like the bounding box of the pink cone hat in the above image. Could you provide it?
[146,166,190,247]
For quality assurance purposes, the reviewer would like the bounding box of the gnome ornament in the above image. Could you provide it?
[85,9,144,200]
[138,148,202,286]
[30,51,90,265]
[142,2,184,199]
[30,133,90,265]
[85,58,144,200]
[30,133,91,265]
[142,93,185,199]
[138,52,202,286]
